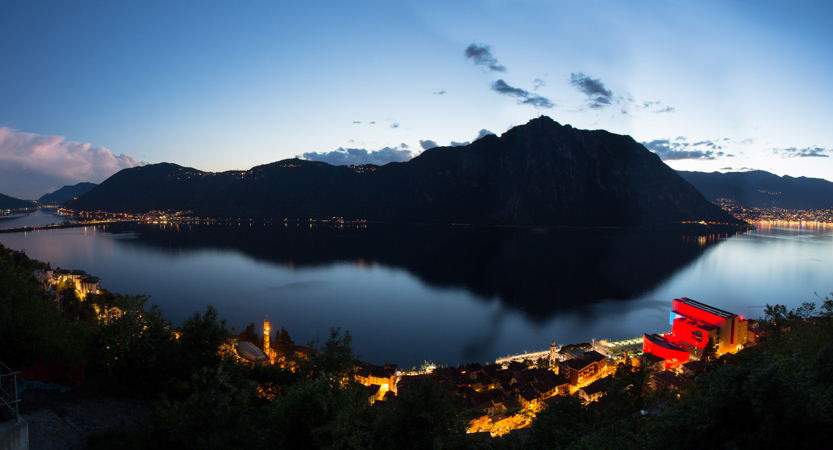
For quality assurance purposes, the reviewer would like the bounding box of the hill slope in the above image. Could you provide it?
[677,170,833,210]
[38,182,98,205]
[0,193,34,209]
[68,117,742,227]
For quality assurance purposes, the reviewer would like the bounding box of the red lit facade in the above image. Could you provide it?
[645,298,748,367]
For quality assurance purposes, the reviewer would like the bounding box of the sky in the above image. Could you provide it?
[1,0,832,200]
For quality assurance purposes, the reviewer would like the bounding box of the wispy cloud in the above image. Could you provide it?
[300,144,414,166]
[654,106,675,113]
[352,121,361,124]
[772,146,832,158]
[569,72,613,109]
[464,43,507,72]
[433,90,446,95]
[390,123,400,129]
[490,79,554,108]
[0,127,145,199]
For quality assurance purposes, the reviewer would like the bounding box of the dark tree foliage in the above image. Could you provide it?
[372,371,469,450]
[274,326,296,356]
[701,334,718,363]
[147,364,261,450]
[528,395,597,449]
[0,244,89,367]
[238,322,259,345]
[89,295,178,396]
[177,304,232,373]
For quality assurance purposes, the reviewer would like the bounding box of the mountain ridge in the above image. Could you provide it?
[0,193,34,210]
[38,182,98,205]
[677,170,833,210]
[67,117,743,227]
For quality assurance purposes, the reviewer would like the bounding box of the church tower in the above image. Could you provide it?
[263,316,271,352]
[549,340,560,368]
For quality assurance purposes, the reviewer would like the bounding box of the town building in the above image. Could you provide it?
[558,351,606,386]
[355,362,398,399]
[644,297,749,369]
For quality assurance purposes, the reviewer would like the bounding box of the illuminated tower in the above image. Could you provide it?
[263,316,271,352]
[549,341,560,368]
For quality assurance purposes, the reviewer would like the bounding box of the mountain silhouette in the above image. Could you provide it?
[68,117,742,227]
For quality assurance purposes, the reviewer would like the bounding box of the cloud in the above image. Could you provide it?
[533,78,546,90]
[569,72,613,108]
[476,129,494,140]
[300,144,415,166]
[641,138,719,160]
[434,90,446,95]
[654,106,675,113]
[369,121,376,124]
[772,146,832,158]
[419,140,438,150]
[490,79,554,108]
[0,127,146,200]
[390,123,399,129]
[720,167,756,171]
[352,121,361,124]
[450,141,469,147]
[464,43,507,72]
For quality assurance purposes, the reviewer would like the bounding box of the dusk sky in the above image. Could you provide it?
[2,0,832,200]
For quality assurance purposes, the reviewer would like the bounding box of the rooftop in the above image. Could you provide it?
[676,297,736,319]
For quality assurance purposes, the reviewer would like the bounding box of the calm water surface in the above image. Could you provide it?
[0,209,77,229]
[1,220,830,368]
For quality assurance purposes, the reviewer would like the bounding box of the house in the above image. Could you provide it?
[79,276,101,294]
[559,351,607,386]
[651,370,685,392]
[355,362,398,396]
[364,384,381,405]
[640,352,666,373]
[678,360,706,378]
[516,386,540,408]
[578,378,606,404]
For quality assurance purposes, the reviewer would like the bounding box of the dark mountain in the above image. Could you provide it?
[677,170,833,210]
[68,117,742,227]
[37,182,98,205]
[0,193,34,210]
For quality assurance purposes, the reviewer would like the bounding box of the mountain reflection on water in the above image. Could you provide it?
[107,222,725,320]
[11,220,806,366]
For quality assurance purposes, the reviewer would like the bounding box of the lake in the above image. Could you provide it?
[1,215,831,368]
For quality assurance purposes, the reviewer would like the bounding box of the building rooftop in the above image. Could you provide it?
[676,297,736,319]
[652,370,678,382]
[642,352,665,363]
[561,351,606,371]
[681,360,706,371]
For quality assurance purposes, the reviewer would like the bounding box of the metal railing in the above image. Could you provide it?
[0,359,21,422]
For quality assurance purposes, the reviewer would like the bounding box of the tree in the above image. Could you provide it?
[148,365,260,450]
[238,322,258,345]
[701,335,718,363]
[91,295,177,396]
[372,371,468,449]
[176,304,233,380]
[528,395,596,449]
[274,327,296,357]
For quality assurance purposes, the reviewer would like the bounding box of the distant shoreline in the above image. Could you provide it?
[0,216,750,236]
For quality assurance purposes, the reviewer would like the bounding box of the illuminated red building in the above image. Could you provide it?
[644,298,748,369]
